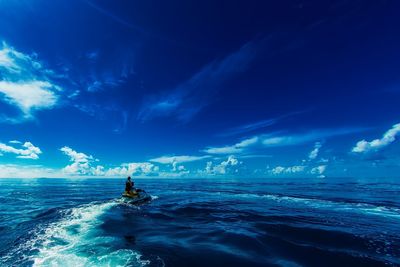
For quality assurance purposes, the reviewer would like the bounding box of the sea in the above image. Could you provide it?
[0,177,399,267]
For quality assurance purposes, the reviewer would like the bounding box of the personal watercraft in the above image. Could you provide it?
[122,188,151,204]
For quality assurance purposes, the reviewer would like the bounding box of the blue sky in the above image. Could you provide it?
[0,0,400,178]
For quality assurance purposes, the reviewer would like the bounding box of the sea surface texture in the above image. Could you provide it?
[0,178,399,267]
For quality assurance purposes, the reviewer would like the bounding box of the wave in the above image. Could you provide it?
[7,201,149,267]
[191,190,400,219]
[232,192,400,219]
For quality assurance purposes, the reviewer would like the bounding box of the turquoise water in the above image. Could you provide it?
[0,178,399,266]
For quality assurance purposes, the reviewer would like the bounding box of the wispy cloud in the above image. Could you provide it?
[84,0,147,34]
[64,46,135,132]
[83,0,187,50]
[220,110,309,137]
[0,42,61,122]
[138,39,263,122]
[308,142,322,160]
[0,141,42,159]
[238,154,272,159]
[85,50,99,60]
[0,47,20,72]
[204,127,363,156]
[352,123,400,153]
[150,155,210,164]
[203,137,259,155]
[0,38,135,127]
[262,128,365,147]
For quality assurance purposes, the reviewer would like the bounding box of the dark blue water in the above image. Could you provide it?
[0,178,399,267]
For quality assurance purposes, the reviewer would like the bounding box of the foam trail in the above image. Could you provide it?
[28,201,148,267]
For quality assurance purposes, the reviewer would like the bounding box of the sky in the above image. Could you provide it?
[0,0,400,178]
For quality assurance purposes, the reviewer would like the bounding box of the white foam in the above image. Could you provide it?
[25,201,149,267]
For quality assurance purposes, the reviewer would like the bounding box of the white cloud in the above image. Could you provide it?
[308,142,322,160]
[268,140,326,176]
[105,162,159,177]
[60,146,96,175]
[270,163,327,177]
[271,165,305,175]
[271,166,285,174]
[0,80,58,117]
[287,165,306,173]
[150,155,210,164]
[205,127,363,156]
[262,128,363,147]
[311,165,327,178]
[352,123,400,153]
[0,52,18,72]
[0,164,61,178]
[91,165,105,176]
[60,146,161,177]
[177,165,186,171]
[0,42,29,72]
[124,162,159,175]
[237,136,259,147]
[0,42,61,121]
[204,155,240,175]
[262,136,288,146]
[203,145,242,154]
[149,154,209,175]
[204,136,258,154]
[0,41,44,75]
[0,141,41,159]
[238,154,272,159]
[170,162,189,175]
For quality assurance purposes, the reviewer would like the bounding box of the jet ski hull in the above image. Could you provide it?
[122,189,151,204]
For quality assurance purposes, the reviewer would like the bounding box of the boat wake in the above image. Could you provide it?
[4,201,149,267]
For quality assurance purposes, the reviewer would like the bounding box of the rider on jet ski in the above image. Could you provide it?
[122,177,150,202]
[125,176,137,197]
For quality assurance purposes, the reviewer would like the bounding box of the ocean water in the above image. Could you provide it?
[0,178,399,267]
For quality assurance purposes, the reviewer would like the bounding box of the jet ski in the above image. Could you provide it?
[122,188,151,204]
